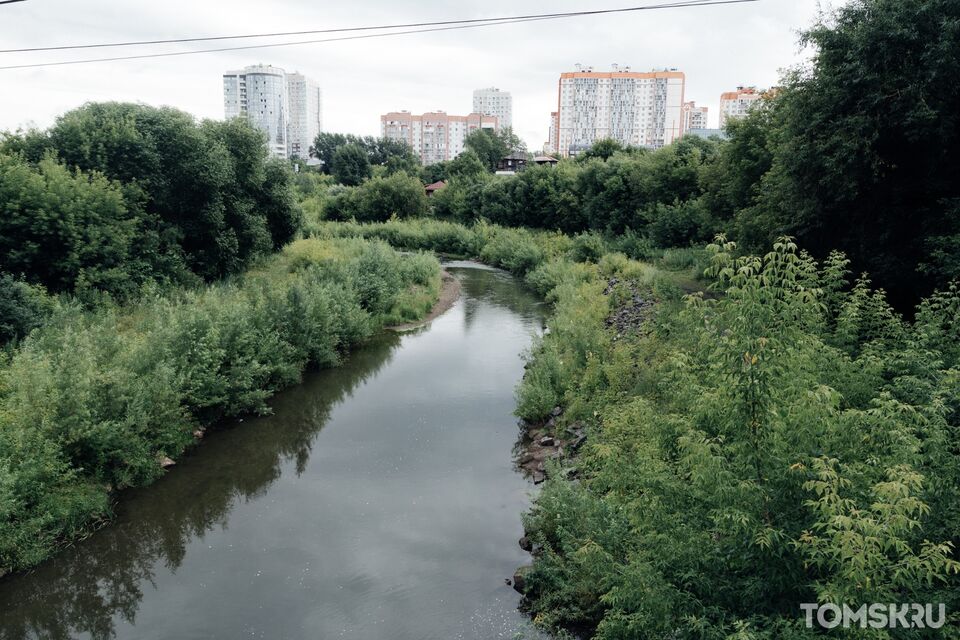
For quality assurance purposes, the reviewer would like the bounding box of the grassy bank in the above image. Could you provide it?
[310,218,700,292]
[516,242,960,638]
[0,237,440,574]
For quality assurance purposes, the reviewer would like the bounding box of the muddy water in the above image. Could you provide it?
[0,264,550,640]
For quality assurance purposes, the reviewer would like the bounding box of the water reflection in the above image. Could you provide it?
[0,266,548,640]
[0,336,398,640]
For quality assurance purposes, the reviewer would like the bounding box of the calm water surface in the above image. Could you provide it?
[0,264,549,640]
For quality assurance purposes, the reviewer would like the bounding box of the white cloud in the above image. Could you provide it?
[0,0,828,150]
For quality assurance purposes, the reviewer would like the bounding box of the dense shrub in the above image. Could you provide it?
[0,237,440,573]
[1,103,302,290]
[324,172,428,222]
[0,155,136,296]
[515,238,960,637]
[0,275,52,344]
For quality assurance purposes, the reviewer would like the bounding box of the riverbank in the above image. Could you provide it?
[0,263,547,640]
[0,237,443,576]
[389,269,461,331]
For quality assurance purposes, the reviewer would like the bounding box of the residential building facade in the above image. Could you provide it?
[286,73,323,160]
[223,65,322,159]
[555,65,686,156]
[719,86,762,128]
[473,87,513,130]
[544,111,559,155]
[380,111,498,165]
[682,101,709,131]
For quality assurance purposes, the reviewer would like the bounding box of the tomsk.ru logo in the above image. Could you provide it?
[801,603,947,629]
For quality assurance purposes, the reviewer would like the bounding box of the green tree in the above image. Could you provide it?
[0,274,51,344]
[464,127,525,172]
[575,138,627,162]
[446,149,486,181]
[324,172,428,222]
[331,143,372,186]
[0,154,136,295]
[312,132,419,176]
[747,0,960,307]
[27,102,300,282]
[310,132,352,173]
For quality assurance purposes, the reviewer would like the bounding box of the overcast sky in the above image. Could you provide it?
[0,0,832,150]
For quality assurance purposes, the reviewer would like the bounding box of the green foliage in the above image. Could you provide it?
[0,274,53,345]
[446,149,487,180]
[428,137,719,237]
[516,236,960,637]
[312,132,419,176]
[464,127,526,172]
[574,138,630,162]
[1,103,302,291]
[739,0,960,307]
[323,172,428,222]
[0,154,136,296]
[331,143,372,187]
[0,237,440,573]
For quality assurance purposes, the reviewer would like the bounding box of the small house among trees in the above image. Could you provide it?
[424,180,446,197]
[496,152,528,174]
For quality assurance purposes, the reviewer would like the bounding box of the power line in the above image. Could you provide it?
[0,0,759,70]
[0,0,737,54]
[0,0,28,5]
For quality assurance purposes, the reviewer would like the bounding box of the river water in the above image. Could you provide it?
[0,263,549,640]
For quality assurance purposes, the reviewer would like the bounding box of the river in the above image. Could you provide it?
[0,263,550,640]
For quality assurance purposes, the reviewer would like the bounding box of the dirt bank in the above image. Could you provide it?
[390,270,461,331]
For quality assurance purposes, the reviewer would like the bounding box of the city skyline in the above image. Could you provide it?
[0,0,824,151]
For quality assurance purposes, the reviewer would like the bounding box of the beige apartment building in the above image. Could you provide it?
[719,86,763,127]
[380,111,499,165]
[682,101,709,131]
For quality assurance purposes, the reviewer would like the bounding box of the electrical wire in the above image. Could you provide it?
[0,0,759,71]
[0,0,745,54]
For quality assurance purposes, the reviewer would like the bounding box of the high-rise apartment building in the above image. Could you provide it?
[719,86,762,128]
[544,112,559,155]
[223,65,322,159]
[380,111,499,165]
[473,87,513,130]
[682,101,709,131]
[555,65,685,156]
[286,73,323,160]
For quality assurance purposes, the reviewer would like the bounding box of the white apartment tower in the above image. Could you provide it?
[287,73,323,160]
[719,86,763,128]
[555,65,686,156]
[473,88,513,130]
[682,101,709,131]
[380,111,499,165]
[223,65,323,159]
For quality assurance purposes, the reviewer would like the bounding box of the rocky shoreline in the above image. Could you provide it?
[514,406,585,485]
[510,282,654,599]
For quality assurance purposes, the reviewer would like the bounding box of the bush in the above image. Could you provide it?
[324,173,428,223]
[0,237,440,573]
[516,237,960,637]
[479,228,547,276]
[569,233,607,263]
[0,274,53,344]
